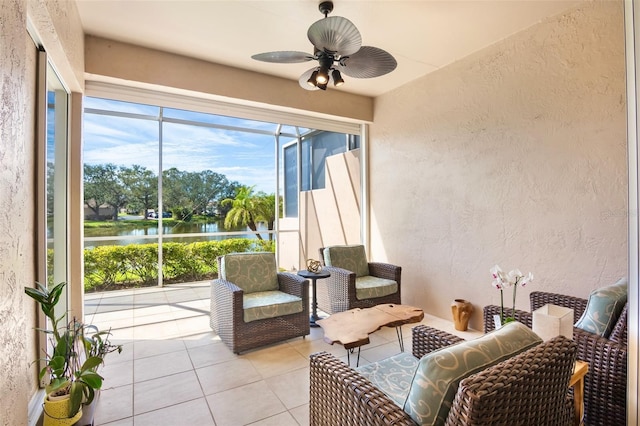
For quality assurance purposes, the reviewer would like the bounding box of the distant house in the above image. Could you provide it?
[84,200,115,220]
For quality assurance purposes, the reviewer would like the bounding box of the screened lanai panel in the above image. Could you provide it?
[161,119,276,242]
[83,100,161,289]
[82,84,365,289]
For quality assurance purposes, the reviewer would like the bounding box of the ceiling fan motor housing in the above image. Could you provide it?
[319,1,334,17]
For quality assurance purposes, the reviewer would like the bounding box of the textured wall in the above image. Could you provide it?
[0,0,37,424]
[369,2,627,330]
[0,0,84,424]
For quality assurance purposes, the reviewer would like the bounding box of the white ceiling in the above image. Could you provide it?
[76,0,582,97]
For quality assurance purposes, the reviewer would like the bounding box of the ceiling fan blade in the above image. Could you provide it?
[299,68,321,91]
[308,16,361,56]
[337,46,397,78]
[251,51,314,63]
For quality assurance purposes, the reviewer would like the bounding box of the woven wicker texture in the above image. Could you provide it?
[411,325,465,359]
[309,327,577,426]
[483,290,627,426]
[309,351,416,426]
[316,247,401,314]
[444,335,576,426]
[210,255,309,354]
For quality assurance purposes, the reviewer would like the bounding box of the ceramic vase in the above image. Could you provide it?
[43,394,83,426]
[451,299,473,331]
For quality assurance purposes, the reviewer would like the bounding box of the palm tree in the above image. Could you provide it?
[221,186,262,240]
[253,193,280,241]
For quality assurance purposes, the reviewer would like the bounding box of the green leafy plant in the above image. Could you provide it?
[25,282,122,418]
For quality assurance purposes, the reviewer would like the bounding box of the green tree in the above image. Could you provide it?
[222,185,263,240]
[217,181,242,217]
[119,165,157,218]
[222,187,280,241]
[253,192,280,241]
[161,168,187,217]
[163,167,241,220]
[84,164,124,220]
[46,162,55,216]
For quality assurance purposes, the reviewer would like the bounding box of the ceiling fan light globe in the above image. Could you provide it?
[316,69,329,85]
[307,70,319,87]
[332,69,344,86]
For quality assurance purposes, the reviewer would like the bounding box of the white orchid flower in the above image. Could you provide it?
[490,265,507,289]
[507,269,523,285]
[490,265,502,278]
[520,272,534,286]
[490,265,534,325]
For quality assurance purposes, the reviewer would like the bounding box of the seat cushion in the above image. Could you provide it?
[355,276,398,300]
[323,245,370,277]
[243,290,303,322]
[575,277,627,338]
[403,321,542,426]
[219,252,279,293]
[356,352,419,407]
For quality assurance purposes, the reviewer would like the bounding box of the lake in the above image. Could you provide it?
[82,221,272,248]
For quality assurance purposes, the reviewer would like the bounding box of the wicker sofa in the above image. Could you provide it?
[483,291,628,426]
[310,323,577,426]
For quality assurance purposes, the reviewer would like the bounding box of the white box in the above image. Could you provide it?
[532,304,574,341]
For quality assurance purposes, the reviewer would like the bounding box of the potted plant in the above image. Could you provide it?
[25,282,121,426]
[75,323,122,426]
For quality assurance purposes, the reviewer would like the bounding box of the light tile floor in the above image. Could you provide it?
[84,282,482,426]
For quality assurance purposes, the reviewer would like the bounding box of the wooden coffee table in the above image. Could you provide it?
[317,304,424,366]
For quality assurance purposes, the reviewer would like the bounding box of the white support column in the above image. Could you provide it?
[624,1,639,424]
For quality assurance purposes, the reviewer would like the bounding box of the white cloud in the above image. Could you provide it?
[84,107,277,193]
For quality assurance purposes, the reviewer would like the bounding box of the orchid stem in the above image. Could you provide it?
[512,279,518,320]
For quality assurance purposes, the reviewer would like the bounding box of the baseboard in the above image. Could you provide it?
[28,389,45,426]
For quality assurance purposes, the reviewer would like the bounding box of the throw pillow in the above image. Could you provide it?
[323,245,369,277]
[575,277,628,338]
[403,321,542,426]
[219,252,279,293]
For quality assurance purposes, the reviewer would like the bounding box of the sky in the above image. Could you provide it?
[82,97,303,194]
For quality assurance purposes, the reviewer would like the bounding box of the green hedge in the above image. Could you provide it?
[79,238,274,292]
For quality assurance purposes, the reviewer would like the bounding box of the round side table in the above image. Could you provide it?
[297,269,331,327]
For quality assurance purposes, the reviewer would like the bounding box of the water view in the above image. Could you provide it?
[82,220,272,248]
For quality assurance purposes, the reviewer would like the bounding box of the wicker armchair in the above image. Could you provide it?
[310,325,577,426]
[209,252,309,354]
[317,246,401,314]
[483,291,628,426]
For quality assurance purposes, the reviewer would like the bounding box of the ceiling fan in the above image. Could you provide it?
[251,1,397,91]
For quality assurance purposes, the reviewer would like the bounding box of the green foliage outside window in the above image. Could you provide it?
[49,238,275,292]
